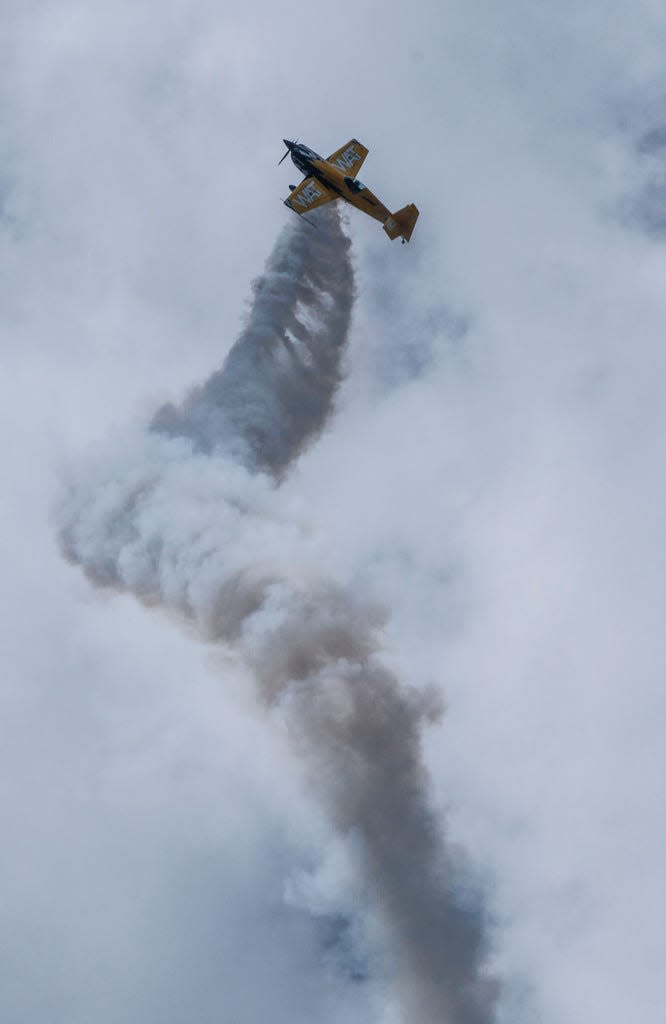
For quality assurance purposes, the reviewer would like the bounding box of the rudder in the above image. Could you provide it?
[383,203,419,243]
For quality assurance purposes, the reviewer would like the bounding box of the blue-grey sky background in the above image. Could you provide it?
[3,2,666,1021]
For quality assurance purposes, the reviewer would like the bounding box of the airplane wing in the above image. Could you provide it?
[327,139,369,175]
[284,176,336,214]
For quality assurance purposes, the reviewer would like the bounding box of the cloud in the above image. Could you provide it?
[4,3,666,1023]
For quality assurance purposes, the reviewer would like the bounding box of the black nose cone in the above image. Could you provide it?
[283,139,294,149]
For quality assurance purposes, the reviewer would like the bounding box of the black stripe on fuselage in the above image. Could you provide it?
[292,152,378,206]
[295,158,344,198]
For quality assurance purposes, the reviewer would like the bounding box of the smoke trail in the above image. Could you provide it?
[59,207,498,1023]
[152,206,354,474]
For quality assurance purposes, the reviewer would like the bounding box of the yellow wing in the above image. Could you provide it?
[326,139,369,175]
[284,176,336,214]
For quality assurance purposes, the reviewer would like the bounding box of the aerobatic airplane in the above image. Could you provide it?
[280,138,419,244]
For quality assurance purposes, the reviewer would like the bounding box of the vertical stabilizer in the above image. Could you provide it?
[383,203,419,243]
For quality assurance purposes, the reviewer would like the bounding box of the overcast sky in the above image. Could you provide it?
[3,2,666,1022]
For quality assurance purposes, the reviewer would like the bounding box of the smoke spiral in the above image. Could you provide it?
[59,207,498,1023]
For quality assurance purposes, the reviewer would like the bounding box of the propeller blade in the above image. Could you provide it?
[278,139,298,165]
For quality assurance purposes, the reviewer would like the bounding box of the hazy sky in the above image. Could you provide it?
[3,2,666,1022]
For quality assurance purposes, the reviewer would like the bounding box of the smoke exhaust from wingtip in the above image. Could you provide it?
[58,206,498,1024]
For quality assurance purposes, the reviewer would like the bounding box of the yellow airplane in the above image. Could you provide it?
[280,138,419,244]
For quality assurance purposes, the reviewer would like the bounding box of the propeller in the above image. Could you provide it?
[278,139,296,165]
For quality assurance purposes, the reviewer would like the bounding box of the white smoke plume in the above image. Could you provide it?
[59,207,498,1023]
[151,206,354,474]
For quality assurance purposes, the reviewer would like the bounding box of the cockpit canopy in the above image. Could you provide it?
[344,176,367,194]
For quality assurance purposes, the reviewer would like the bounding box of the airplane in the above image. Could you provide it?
[280,139,419,244]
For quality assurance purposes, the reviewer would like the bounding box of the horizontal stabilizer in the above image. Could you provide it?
[383,203,419,243]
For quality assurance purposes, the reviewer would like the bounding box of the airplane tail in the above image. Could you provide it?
[383,203,419,243]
